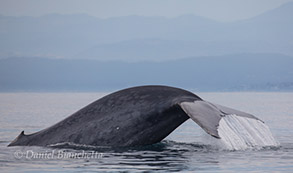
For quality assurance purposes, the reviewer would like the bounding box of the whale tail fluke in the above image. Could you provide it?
[179,101,279,150]
[180,101,223,138]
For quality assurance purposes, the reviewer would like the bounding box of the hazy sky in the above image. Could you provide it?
[0,0,292,21]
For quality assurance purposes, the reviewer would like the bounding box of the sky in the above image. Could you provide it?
[0,0,292,22]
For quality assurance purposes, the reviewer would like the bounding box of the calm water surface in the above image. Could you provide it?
[0,92,292,172]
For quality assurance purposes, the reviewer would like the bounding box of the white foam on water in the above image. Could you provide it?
[215,114,279,150]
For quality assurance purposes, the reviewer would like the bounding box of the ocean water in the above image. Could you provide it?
[0,92,292,172]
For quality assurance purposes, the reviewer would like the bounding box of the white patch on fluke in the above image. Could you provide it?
[217,114,279,150]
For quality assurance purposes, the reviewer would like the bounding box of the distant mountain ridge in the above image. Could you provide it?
[0,2,293,61]
[1,3,292,91]
[0,53,292,91]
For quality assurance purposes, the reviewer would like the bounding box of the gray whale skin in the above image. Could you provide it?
[8,85,259,147]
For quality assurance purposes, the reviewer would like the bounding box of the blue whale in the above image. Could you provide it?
[8,85,259,147]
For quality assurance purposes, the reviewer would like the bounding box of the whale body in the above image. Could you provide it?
[8,85,260,147]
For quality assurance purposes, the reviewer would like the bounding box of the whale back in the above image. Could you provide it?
[9,86,202,147]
